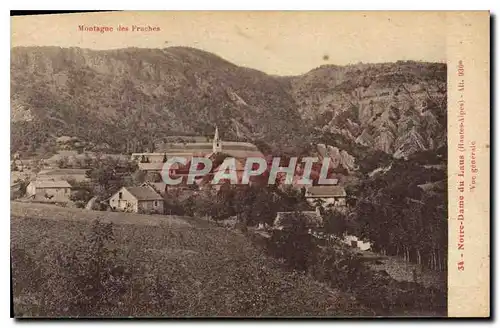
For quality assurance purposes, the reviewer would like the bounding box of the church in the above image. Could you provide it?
[131,127,264,166]
[131,127,265,190]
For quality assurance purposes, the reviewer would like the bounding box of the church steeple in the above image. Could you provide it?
[213,126,222,153]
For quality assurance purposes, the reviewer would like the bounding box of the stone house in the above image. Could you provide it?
[109,185,164,214]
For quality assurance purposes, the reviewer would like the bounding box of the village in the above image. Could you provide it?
[10,127,370,251]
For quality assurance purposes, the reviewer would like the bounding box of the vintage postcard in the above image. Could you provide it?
[10,11,490,318]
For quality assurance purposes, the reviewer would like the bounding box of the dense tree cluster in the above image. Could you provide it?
[84,158,138,201]
[164,185,310,226]
[262,209,446,316]
[350,159,447,271]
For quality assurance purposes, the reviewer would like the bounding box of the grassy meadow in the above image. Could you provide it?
[11,202,369,317]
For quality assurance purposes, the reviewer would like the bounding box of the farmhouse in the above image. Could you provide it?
[304,185,347,208]
[109,185,164,214]
[26,180,72,201]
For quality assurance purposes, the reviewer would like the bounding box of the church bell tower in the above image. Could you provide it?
[213,126,222,153]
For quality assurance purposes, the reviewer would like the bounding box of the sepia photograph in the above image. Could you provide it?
[9,11,489,318]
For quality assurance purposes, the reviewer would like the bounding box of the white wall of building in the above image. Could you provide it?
[344,235,371,251]
[26,184,70,198]
[306,197,346,207]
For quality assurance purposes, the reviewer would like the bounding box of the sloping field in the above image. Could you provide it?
[11,202,370,317]
[11,201,193,228]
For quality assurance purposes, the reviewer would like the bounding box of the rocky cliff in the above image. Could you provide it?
[11,46,446,164]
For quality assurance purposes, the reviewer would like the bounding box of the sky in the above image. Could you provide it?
[11,11,447,76]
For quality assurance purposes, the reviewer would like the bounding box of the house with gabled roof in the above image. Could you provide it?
[141,182,168,196]
[304,185,347,208]
[109,185,164,214]
[26,179,72,201]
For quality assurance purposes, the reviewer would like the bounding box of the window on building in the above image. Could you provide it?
[119,192,123,199]
[154,201,158,206]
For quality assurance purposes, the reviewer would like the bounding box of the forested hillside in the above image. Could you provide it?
[11,46,446,163]
[348,146,447,271]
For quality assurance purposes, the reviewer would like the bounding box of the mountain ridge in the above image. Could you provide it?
[11,46,447,163]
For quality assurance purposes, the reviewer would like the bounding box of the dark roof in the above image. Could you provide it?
[274,211,323,229]
[125,186,163,201]
[142,182,168,194]
[305,185,346,198]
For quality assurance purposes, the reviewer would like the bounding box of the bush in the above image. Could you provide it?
[267,218,317,272]
[54,221,131,316]
[12,220,132,317]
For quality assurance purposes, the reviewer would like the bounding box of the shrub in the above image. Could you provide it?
[50,221,131,316]
[267,218,317,272]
